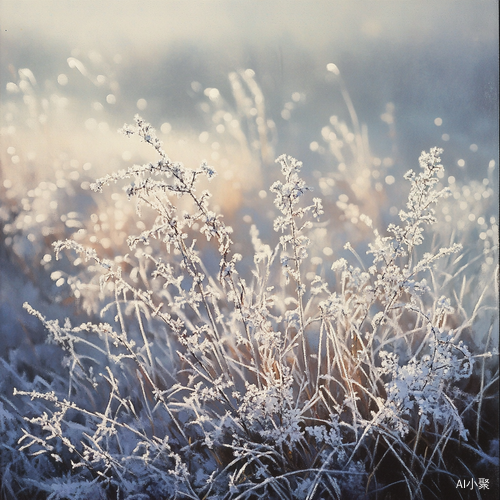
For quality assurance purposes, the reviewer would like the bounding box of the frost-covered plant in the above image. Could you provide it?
[12,117,498,499]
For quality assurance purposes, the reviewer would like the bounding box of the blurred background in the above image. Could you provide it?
[0,0,498,362]
[2,0,498,174]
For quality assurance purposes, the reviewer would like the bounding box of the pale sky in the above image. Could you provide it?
[1,0,497,57]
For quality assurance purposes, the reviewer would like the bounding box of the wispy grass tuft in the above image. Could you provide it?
[8,115,498,499]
